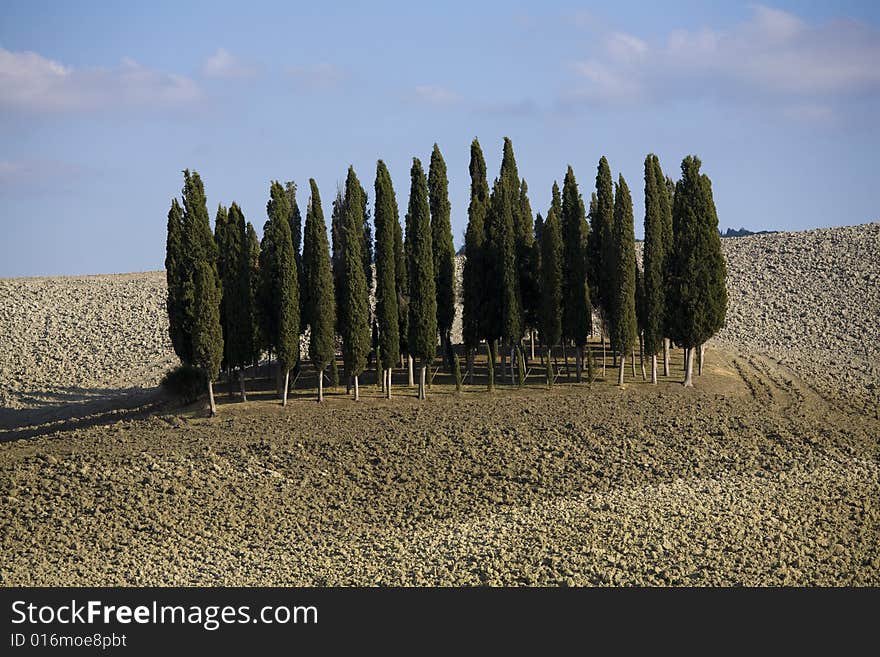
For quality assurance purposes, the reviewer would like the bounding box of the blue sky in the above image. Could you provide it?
[1,1,878,277]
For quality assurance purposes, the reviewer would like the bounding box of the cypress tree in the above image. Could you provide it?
[518,179,539,359]
[610,175,637,386]
[224,203,255,400]
[165,198,188,363]
[592,157,615,344]
[550,181,562,225]
[667,156,727,387]
[462,138,489,380]
[374,160,400,398]
[405,158,437,399]
[246,221,262,365]
[340,167,371,400]
[192,260,224,416]
[284,181,304,323]
[213,204,231,374]
[654,164,674,376]
[428,144,456,367]
[540,206,563,378]
[302,179,337,402]
[359,180,373,305]
[265,181,300,405]
[393,204,410,380]
[561,166,591,382]
[330,187,345,338]
[643,154,667,384]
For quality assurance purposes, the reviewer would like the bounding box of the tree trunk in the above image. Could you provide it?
[530,330,535,361]
[698,343,705,376]
[239,369,247,402]
[639,333,646,381]
[618,354,625,386]
[408,355,414,387]
[386,368,392,399]
[318,368,324,402]
[353,374,359,401]
[631,348,636,377]
[282,369,290,406]
[651,354,658,384]
[553,347,560,383]
[683,347,694,387]
[575,345,583,383]
[419,363,426,400]
[207,379,217,417]
[546,344,553,387]
[663,338,670,377]
[683,347,689,372]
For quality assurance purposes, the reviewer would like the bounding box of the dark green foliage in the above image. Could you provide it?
[428,144,456,346]
[245,221,262,359]
[359,180,373,303]
[405,158,437,361]
[393,205,409,358]
[642,154,668,357]
[284,181,304,321]
[550,181,562,225]
[339,167,372,378]
[592,157,615,315]
[223,203,256,370]
[540,206,563,349]
[517,345,526,387]
[462,138,489,350]
[265,181,300,371]
[213,204,230,369]
[330,188,345,334]
[302,179,337,371]
[374,160,400,370]
[517,179,539,333]
[611,175,638,358]
[182,170,218,272]
[192,260,224,382]
[561,166,591,347]
[666,157,728,349]
[160,364,207,404]
[165,198,188,362]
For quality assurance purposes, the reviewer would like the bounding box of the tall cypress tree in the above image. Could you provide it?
[667,156,727,387]
[518,179,539,356]
[192,261,224,416]
[302,179,337,402]
[540,206,563,373]
[592,157,615,326]
[246,221,262,364]
[213,204,231,373]
[428,144,456,367]
[393,204,409,375]
[340,167,371,400]
[611,175,637,386]
[265,181,300,405]
[561,166,591,382]
[642,154,667,384]
[359,179,373,304]
[406,158,437,399]
[224,203,255,400]
[374,160,400,398]
[462,138,489,380]
[165,198,188,363]
[284,181,304,322]
[330,187,345,338]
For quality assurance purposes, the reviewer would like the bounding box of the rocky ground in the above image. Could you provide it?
[0,222,878,585]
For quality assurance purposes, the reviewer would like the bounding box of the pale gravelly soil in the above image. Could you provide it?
[0,222,878,585]
[0,350,877,585]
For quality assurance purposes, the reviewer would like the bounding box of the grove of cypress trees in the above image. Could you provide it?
[265,181,300,405]
[405,157,437,399]
[462,138,489,381]
[338,167,372,401]
[540,205,563,380]
[165,198,188,363]
[561,166,591,382]
[610,175,637,386]
[667,156,727,387]
[374,160,400,398]
[428,144,456,368]
[642,154,667,384]
[302,179,337,402]
[224,203,256,400]
[192,261,224,416]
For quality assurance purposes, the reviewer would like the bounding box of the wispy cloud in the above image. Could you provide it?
[561,4,880,119]
[286,63,347,91]
[409,85,461,107]
[201,48,257,79]
[0,158,94,197]
[0,47,201,113]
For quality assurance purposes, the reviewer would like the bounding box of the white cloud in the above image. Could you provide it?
[201,48,256,79]
[410,85,461,107]
[565,5,880,116]
[0,47,201,113]
[286,63,347,91]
